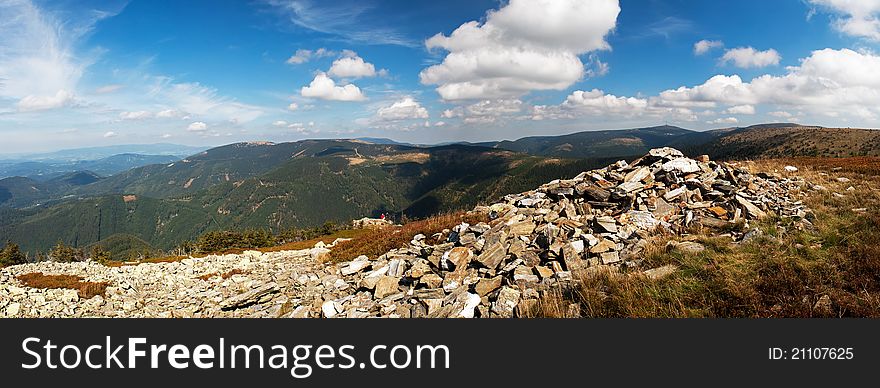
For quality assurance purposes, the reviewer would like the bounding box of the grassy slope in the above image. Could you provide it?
[530,157,880,317]
[692,126,880,159]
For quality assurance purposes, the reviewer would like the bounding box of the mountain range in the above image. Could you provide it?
[1,123,878,256]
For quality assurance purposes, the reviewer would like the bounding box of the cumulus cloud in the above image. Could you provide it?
[287,102,299,111]
[119,110,152,120]
[300,72,366,101]
[376,97,429,121]
[187,121,208,132]
[285,48,334,64]
[15,89,76,112]
[103,131,117,138]
[694,39,723,55]
[419,0,620,100]
[443,99,524,123]
[708,117,739,125]
[156,109,186,118]
[328,54,379,78]
[273,120,288,127]
[654,48,880,121]
[530,89,696,122]
[723,105,756,115]
[720,47,781,68]
[808,0,880,41]
[769,111,794,118]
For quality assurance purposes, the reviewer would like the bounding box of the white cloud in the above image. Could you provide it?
[286,48,334,64]
[808,0,880,41]
[300,72,366,101]
[119,110,152,120]
[562,89,648,114]
[720,47,781,68]
[161,133,172,139]
[658,48,880,121]
[419,0,620,100]
[287,102,299,111]
[0,1,86,105]
[187,121,208,132]
[151,79,264,123]
[708,117,739,125]
[376,97,429,120]
[442,99,524,123]
[768,111,794,118]
[273,120,288,127]
[723,105,756,115]
[15,89,76,112]
[434,121,446,127]
[462,48,880,125]
[328,54,378,78]
[694,39,723,55]
[103,131,117,138]
[530,89,697,122]
[156,109,186,118]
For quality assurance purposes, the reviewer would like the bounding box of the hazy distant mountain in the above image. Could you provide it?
[3,143,207,162]
[0,154,182,180]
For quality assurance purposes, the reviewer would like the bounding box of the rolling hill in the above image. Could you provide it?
[0,140,608,253]
[3,123,879,255]
[487,125,695,158]
[677,125,880,159]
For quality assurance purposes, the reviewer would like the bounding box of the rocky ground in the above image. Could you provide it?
[0,147,823,318]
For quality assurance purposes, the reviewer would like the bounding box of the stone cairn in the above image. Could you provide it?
[0,147,814,318]
[310,147,814,318]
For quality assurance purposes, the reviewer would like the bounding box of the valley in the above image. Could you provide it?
[1,123,878,258]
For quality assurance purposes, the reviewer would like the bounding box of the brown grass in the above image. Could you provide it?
[16,272,109,299]
[529,158,880,318]
[329,211,489,263]
[107,229,370,267]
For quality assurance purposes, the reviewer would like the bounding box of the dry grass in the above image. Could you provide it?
[16,272,109,299]
[530,158,880,318]
[329,211,489,263]
[107,229,370,267]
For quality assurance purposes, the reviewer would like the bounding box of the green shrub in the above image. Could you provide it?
[49,241,85,263]
[0,241,28,266]
[90,246,112,264]
[195,229,274,253]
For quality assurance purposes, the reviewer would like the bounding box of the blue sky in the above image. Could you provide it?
[1,0,879,152]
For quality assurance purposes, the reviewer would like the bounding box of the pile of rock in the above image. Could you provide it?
[303,147,814,318]
[0,147,814,318]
